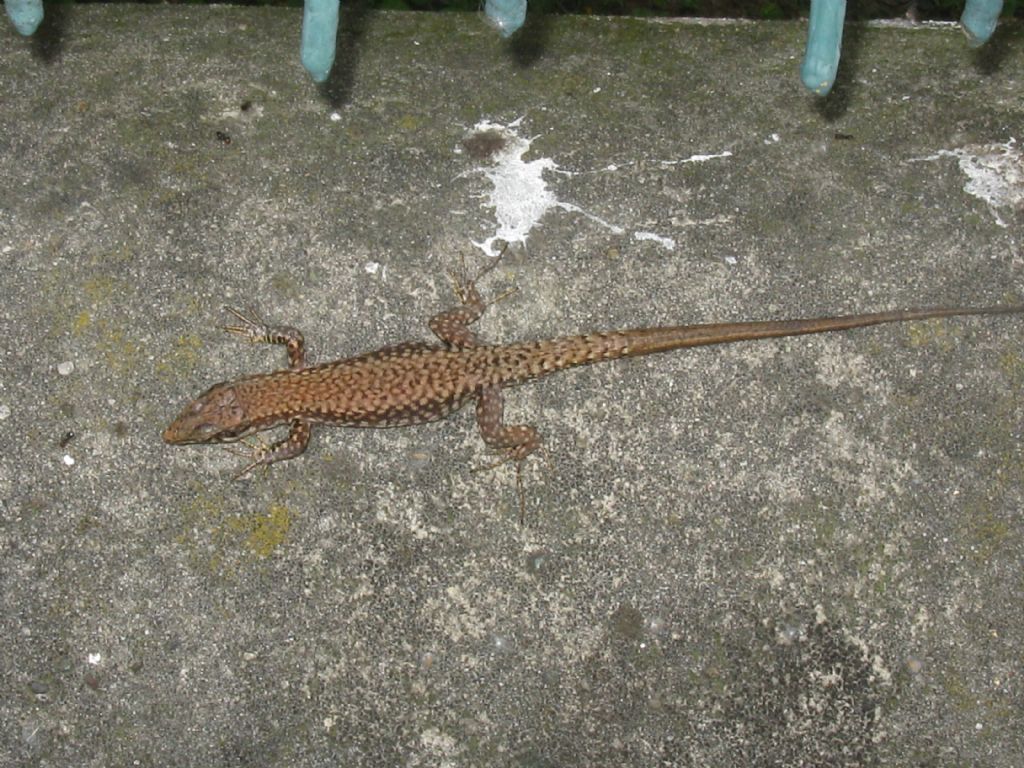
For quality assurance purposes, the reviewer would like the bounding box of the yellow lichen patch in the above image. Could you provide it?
[940,670,975,711]
[72,311,92,335]
[67,309,141,373]
[905,319,956,351]
[965,507,1013,565]
[176,491,293,575]
[244,504,291,558]
[96,321,141,372]
[990,349,1024,482]
[154,334,204,381]
[949,484,1018,566]
[998,349,1024,387]
[398,114,422,132]
[176,489,233,575]
[82,276,117,305]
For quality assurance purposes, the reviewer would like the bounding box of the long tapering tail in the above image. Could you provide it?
[493,305,1024,385]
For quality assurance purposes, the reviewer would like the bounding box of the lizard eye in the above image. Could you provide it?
[194,423,223,438]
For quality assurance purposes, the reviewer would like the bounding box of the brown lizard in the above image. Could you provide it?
[163,270,1024,485]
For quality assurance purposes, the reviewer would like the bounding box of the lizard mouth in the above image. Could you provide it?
[163,420,249,445]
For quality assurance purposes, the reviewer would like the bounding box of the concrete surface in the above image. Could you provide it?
[2,6,1023,766]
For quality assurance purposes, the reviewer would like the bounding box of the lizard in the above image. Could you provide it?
[163,264,1024,491]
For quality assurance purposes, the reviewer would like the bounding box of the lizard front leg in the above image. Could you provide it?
[429,275,488,348]
[232,419,312,478]
[428,243,513,349]
[223,306,307,370]
[428,264,495,350]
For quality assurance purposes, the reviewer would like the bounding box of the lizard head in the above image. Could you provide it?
[163,383,251,445]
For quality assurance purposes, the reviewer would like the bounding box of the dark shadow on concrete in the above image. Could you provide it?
[31,3,70,63]
[319,0,373,109]
[813,20,867,122]
[508,3,553,68]
[972,22,1013,76]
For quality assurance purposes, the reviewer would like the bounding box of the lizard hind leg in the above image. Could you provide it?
[474,385,543,521]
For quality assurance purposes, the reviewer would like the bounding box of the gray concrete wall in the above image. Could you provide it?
[2,7,1023,765]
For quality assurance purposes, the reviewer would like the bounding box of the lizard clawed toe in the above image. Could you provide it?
[471,446,535,523]
[222,436,271,479]
[448,241,514,307]
[446,269,473,306]
[223,305,272,343]
[471,451,518,475]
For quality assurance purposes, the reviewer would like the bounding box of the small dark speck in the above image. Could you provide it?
[59,430,75,448]
[240,100,253,112]
[215,130,232,146]
[833,132,854,141]
[83,670,101,691]
[610,602,645,642]
[525,549,549,575]
[112,422,128,438]
[462,129,507,160]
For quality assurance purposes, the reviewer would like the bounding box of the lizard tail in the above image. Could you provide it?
[495,305,1024,384]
